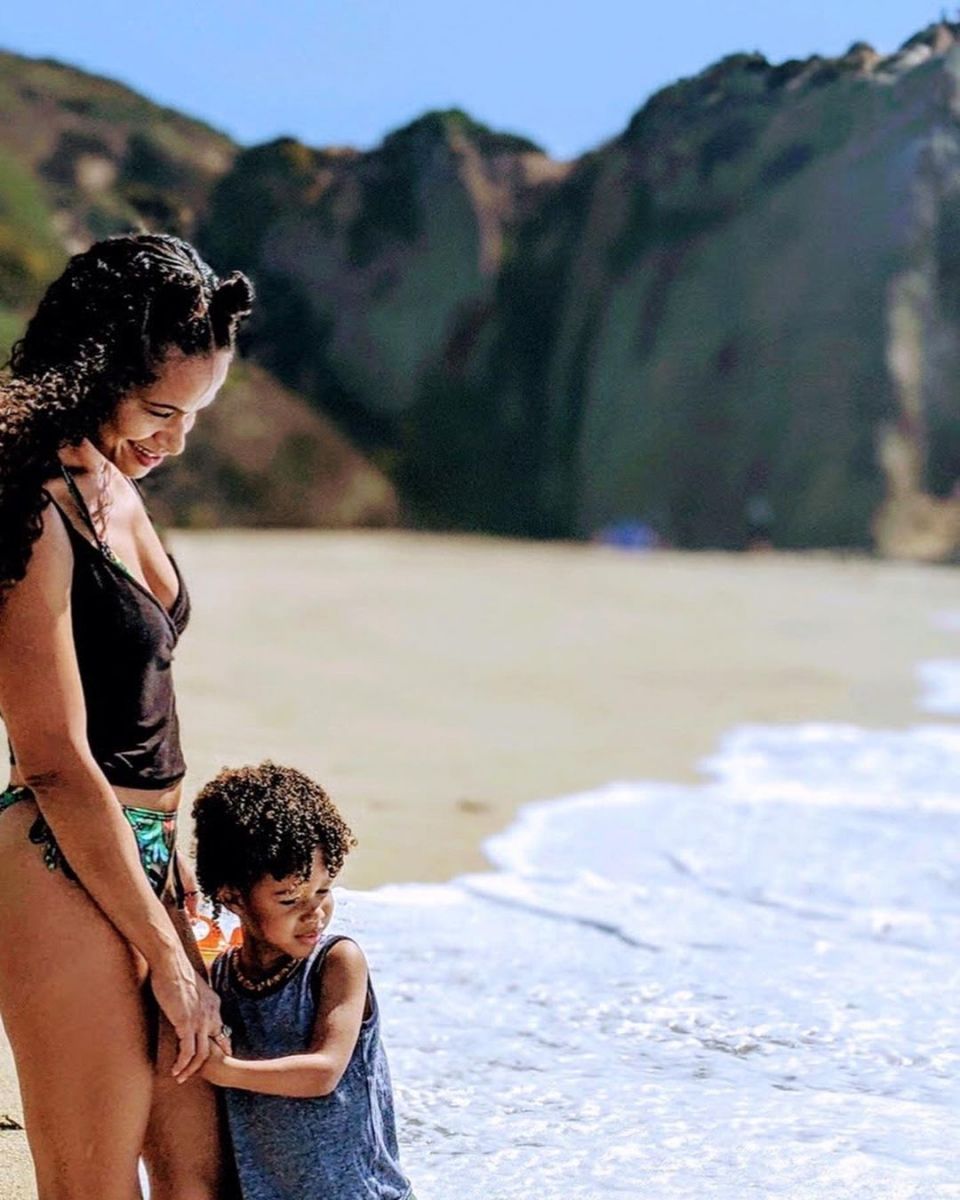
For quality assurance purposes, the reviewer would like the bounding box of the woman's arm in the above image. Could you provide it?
[0,506,219,1078]
[203,939,369,1097]
[176,850,201,918]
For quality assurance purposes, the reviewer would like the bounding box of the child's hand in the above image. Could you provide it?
[200,1035,232,1087]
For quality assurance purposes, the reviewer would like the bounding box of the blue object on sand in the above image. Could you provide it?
[596,520,659,551]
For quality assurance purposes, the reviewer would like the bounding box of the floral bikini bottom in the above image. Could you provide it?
[0,784,180,900]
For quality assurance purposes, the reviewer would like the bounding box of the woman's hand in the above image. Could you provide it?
[148,945,229,1080]
[177,850,201,918]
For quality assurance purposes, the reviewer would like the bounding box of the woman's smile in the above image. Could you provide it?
[129,441,166,469]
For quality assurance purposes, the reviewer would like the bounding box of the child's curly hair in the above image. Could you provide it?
[192,761,356,913]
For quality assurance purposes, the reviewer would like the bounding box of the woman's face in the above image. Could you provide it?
[95,348,232,477]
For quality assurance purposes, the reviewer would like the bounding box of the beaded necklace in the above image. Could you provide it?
[229,946,302,994]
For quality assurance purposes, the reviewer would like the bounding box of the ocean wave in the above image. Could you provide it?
[342,713,960,1197]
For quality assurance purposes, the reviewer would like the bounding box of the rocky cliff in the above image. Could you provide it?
[199,114,568,462]
[197,24,960,553]
[0,50,396,527]
[5,28,960,553]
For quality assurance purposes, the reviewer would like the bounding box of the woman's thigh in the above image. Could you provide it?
[142,902,235,1200]
[0,799,153,1200]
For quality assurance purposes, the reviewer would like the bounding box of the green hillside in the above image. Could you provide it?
[4,28,960,554]
[0,49,396,528]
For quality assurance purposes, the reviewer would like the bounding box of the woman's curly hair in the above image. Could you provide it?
[192,761,357,914]
[0,233,254,598]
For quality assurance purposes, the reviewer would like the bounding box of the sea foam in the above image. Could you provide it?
[153,643,960,1199]
[329,652,960,1198]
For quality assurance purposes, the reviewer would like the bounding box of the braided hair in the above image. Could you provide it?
[0,234,254,597]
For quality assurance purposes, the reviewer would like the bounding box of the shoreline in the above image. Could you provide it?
[1,536,958,1197]
[172,534,959,889]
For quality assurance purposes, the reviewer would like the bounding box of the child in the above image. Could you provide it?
[192,761,414,1200]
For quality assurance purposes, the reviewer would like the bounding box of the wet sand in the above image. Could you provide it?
[1,534,958,1193]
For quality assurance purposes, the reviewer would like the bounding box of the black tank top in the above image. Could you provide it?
[8,472,191,789]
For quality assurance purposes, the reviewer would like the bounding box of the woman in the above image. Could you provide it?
[0,234,254,1198]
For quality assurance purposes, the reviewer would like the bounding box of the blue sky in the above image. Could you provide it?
[0,2,949,158]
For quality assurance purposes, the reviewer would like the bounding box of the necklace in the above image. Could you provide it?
[59,465,135,579]
[229,946,301,993]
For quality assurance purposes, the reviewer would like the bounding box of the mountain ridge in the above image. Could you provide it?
[4,25,960,553]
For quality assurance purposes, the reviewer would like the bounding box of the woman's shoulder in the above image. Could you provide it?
[41,474,67,503]
[30,488,77,559]
[40,472,84,526]
[37,478,90,549]
[0,491,77,650]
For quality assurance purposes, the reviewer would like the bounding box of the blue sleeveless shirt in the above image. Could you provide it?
[211,935,412,1200]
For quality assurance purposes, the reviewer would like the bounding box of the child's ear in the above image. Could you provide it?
[217,886,245,916]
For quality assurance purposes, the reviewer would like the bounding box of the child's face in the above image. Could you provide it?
[235,848,336,961]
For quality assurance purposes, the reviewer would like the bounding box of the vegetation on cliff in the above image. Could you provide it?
[0,51,396,527]
[4,27,960,554]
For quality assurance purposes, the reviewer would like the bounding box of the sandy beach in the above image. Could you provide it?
[175,533,958,888]
[1,534,958,1194]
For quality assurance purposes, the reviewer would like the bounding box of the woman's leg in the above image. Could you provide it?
[142,902,235,1200]
[0,799,153,1200]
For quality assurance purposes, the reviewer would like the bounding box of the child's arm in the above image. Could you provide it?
[202,939,369,1098]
